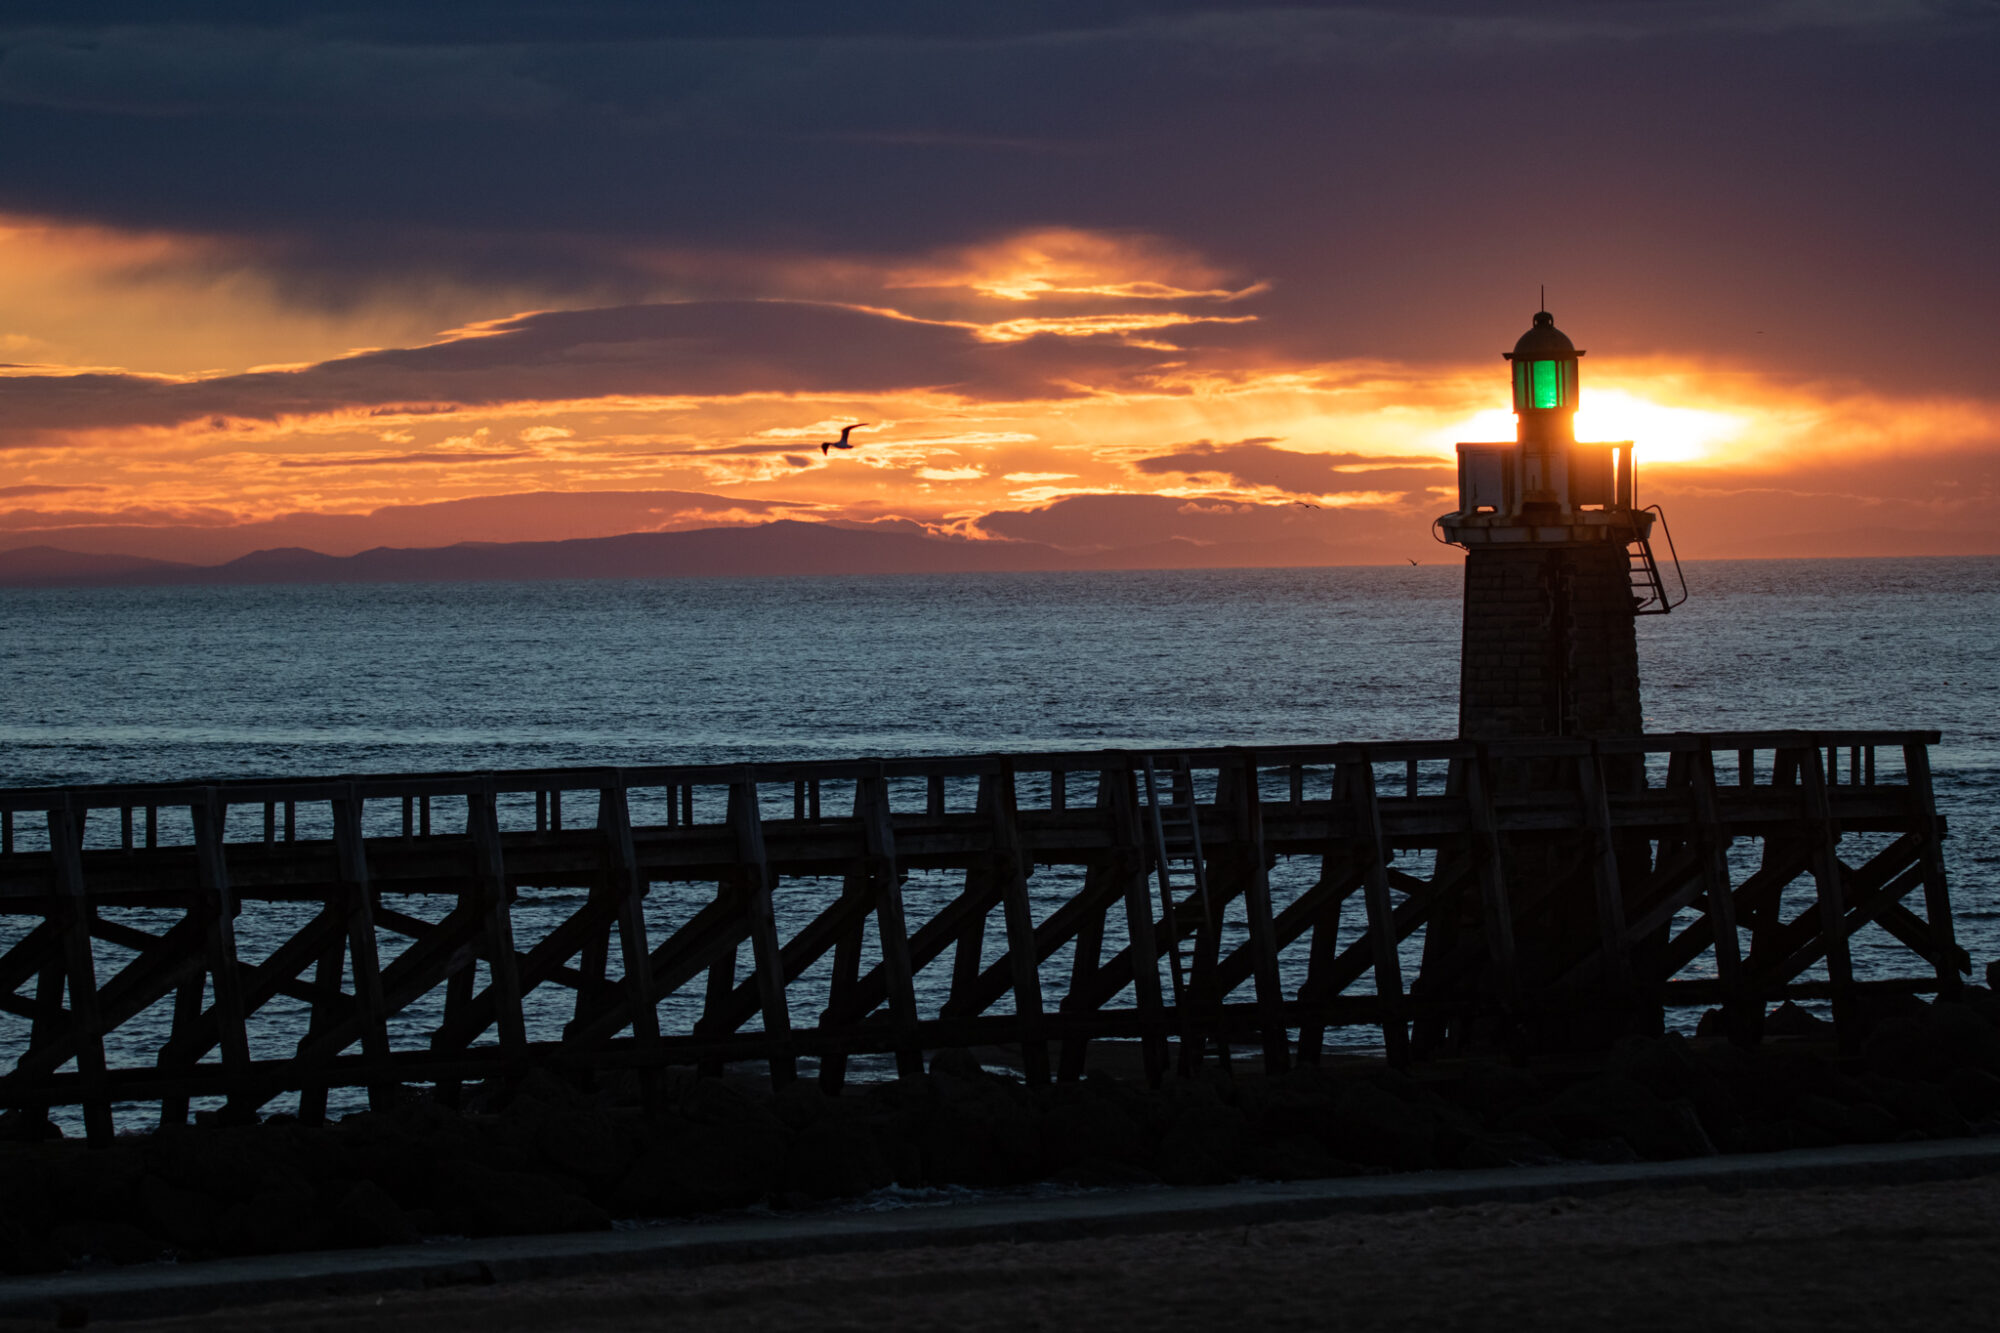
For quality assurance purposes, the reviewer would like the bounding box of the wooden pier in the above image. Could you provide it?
[0,730,1965,1145]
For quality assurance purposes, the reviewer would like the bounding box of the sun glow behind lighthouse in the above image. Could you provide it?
[1441,389,1747,465]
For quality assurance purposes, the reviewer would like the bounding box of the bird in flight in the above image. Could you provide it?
[1406,558,1419,566]
[1294,500,1321,510]
[820,422,872,455]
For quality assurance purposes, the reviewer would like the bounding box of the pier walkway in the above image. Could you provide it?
[0,731,1964,1143]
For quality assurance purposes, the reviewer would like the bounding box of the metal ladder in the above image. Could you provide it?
[1627,503,1688,615]
[1140,755,1226,1069]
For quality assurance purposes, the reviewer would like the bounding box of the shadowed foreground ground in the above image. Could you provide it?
[30,1173,1999,1333]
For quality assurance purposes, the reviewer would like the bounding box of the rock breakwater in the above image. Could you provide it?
[6,990,2000,1276]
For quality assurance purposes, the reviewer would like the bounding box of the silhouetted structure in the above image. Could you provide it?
[1438,308,1682,739]
[1430,312,1689,1048]
[0,735,1962,1144]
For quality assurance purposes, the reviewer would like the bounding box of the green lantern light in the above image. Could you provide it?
[1504,310,1581,413]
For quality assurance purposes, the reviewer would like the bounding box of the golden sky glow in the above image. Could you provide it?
[2,211,1996,565]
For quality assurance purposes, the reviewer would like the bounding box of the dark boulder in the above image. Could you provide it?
[535,1109,638,1197]
[613,1120,784,1217]
[1765,1001,1836,1040]
[1511,1074,1715,1160]
[1447,1062,1548,1121]
[1864,1013,1959,1083]
[148,1125,296,1205]
[1037,1093,1153,1171]
[1792,1093,1898,1144]
[0,1110,62,1143]
[0,1216,69,1275]
[1861,1075,1970,1140]
[329,1179,422,1248]
[782,1117,893,1200]
[1323,1081,1438,1169]
[1941,1065,2000,1120]
[921,1075,1042,1186]
[1047,1158,1162,1189]
[1454,1131,1566,1170]
[1567,1137,1643,1164]
[42,1146,144,1224]
[1928,1002,2000,1074]
[1155,1104,1249,1186]
[430,1160,610,1237]
[52,1220,166,1267]
[213,1172,324,1256]
[1240,1134,1351,1182]
[139,1173,220,1252]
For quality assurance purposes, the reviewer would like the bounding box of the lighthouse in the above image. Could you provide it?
[1430,309,1683,1046]
[1436,309,1679,741]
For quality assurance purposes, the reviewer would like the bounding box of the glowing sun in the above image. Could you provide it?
[1442,388,1746,465]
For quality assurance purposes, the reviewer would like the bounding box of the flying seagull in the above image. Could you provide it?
[1295,500,1321,510]
[1406,558,1419,566]
[820,422,872,455]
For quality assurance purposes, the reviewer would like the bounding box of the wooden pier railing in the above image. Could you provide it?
[0,731,1963,1144]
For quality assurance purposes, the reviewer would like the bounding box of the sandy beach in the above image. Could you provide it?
[35,1172,1996,1333]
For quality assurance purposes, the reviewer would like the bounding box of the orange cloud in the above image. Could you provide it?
[885,228,1268,304]
[0,215,1994,566]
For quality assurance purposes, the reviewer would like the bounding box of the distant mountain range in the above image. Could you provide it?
[0,520,1390,587]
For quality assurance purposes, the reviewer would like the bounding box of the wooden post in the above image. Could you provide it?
[1109,767,1169,1086]
[1577,744,1637,1009]
[1228,752,1290,1074]
[818,861,868,1094]
[729,780,796,1088]
[1297,765,1358,1066]
[987,766,1051,1084]
[1902,741,1964,1000]
[1690,744,1755,1045]
[1461,750,1520,1012]
[47,798,113,1145]
[1345,755,1411,1066]
[945,860,991,1020]
[190,791,252,1112]
[333,787,395,1111]
[1057,862,1113,1080]
[1798,741,1859,1051]
[469,788,527,1062]
[859,770,925,1079]
[156,962,206,1129]
[597,784,664,1077]
[296,905,347,1124]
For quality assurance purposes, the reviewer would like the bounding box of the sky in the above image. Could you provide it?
[0,1,1995,566]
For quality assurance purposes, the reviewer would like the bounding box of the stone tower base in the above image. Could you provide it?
[1458,540,1642,741]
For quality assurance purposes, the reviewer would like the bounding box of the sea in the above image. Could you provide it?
[3,557,1998,1128]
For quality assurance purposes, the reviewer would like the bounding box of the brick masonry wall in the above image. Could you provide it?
[1458,542,1642,740]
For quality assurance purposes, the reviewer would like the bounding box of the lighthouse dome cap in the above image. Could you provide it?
[1505,309,1581,361]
